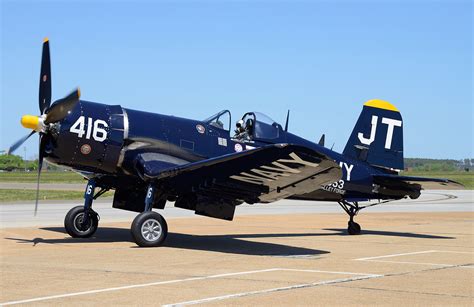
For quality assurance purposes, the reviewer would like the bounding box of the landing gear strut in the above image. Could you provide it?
[65,179,103,238]
[130,184,168,247]
[338,200,361,235]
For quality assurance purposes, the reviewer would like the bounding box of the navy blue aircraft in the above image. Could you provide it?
[9,39,462,247]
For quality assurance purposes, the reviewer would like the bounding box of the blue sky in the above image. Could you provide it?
[1,0,472,159]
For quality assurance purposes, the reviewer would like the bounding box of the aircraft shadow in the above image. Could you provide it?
[6,227,330,257]
[5,227,452,256]
[323,228,454,239]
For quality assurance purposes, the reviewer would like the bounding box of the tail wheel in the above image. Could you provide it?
[64,206,99,238]
[131,211,168,247]
[348,221,361,235]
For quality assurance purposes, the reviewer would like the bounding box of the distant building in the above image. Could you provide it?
[456,159,473,171]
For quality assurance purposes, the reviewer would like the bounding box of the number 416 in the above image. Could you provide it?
[69,116,108,142]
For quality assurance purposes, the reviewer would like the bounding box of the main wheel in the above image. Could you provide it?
[64,206,99,238]
[347,221,361,235]
[131,211,168,247]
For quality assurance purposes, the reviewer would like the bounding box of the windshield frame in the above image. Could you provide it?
[203,110,231,132]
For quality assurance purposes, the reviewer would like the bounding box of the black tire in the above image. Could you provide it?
[347,221,361,235]
[64,206,99,238]
[131,211,168,247]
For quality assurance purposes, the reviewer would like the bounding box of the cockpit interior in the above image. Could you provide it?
[204,110,283,142]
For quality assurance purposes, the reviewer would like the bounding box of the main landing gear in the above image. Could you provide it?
[64,181,168,247]
[130,184,168,247]
[338,200,361,235]
[131,211,168,247]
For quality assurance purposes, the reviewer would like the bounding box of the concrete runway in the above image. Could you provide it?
[1,190,472,229]
[0,190,473,305]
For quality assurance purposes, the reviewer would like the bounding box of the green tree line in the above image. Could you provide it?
[405,158,472,172]
[0,155,38,171]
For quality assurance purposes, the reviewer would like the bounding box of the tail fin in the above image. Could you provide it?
[343,99,404,171]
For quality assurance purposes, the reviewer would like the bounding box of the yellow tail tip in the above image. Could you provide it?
[77,87,81,98]
[21,115,39,130]
[43,37,49,43]
[364,99,399,112]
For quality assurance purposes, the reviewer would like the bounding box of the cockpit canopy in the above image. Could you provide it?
[240,112,282,140]
[204,110,284,142]
[204,110,231,131]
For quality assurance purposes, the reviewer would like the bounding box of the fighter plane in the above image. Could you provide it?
[8,39,462,247]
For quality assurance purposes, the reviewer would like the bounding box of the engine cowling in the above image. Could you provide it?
[45,100,126,174]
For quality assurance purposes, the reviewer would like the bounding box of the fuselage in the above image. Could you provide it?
[44,100,395,202]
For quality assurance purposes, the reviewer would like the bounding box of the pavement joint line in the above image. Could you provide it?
[0,268,383,306]
[355,250,473,266]
[432,250,473,254]
[162,273,383,306]
[457,265,474,269]
[326,262,474,301]
[332,284,473,299]
[277,268,379,276]
[0,268,282,306]
[354,250,473,269]
[356,260,461,266]
[355,250,437,261]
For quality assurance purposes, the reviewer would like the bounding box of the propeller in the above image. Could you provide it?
[7,38,81,215]
[7,131,36,155]
[44,88,81,124]
[34,135,46,216]
[39,37,52,113]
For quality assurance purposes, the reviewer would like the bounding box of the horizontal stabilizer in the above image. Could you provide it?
[374,174,464,190]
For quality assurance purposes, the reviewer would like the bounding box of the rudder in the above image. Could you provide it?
[343,99,403,171]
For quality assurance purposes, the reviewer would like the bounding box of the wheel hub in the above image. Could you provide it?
[73,213,91,232]
[141,219,162,242]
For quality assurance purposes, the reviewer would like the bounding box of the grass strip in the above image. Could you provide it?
[0,189,114,202]
[401,171,473,189]
[0,172,85,183]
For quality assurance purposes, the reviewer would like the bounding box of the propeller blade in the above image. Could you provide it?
[39,38,52,114]
[7,131,36,155]
[44,88,81,124]
[34,134,46,216]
